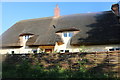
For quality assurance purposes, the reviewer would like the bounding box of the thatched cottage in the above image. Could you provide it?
[0,2,120,54]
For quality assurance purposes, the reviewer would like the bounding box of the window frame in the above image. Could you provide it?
[63,32,73,37]
[63,32,67,37]
[68,32,73,37]
[24,35,30,40]
[109,47,120,51]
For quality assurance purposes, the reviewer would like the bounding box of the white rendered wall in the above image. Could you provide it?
[55,41,120,53]
[54,33,120,52]
[0,35,38,54]
[0,44,120,54]
[0,48,35,54]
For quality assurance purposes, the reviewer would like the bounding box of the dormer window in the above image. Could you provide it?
[19,33,34,40]
[63,32,73,37]
[19,33,34,46]
[23,35,33,41]
[56,27,79,38]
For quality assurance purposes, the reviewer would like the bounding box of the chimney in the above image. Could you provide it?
[54,4,60,18]
[111,2,120,23]
[111,4,119,16]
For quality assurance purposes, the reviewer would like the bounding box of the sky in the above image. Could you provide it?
[1,2,118,35]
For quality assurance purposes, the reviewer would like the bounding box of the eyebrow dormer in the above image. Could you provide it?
[19,33,34,46]
[56,28,80,37]
[56,28,79,33]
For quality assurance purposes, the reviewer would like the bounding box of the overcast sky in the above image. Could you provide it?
[1,2,118,34]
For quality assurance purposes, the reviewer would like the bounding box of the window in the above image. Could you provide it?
[63,32,73,37]
[11,51,14,54]
[109,48,120,51]
[116,48,120,50]
[109,48,114,51]
[32,49,37,53]
[60,50,64,52]
[63,33,67,37]
[60,50,69,53]
[24,35,30,40]
[69,32,73,37]
[65,50,69,52]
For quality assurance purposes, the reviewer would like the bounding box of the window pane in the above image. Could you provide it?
[64,33,67,37]
[109,48,114,51]
[60,50,64,52]
[27,35,29,39]
[65,50,69,52]
[25,36,27,39]
[24,35,30,39]
[69,32,73,37]
[11,51,14,54]
[116,48,120,50]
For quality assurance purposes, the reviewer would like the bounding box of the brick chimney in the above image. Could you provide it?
[54,4,60,18]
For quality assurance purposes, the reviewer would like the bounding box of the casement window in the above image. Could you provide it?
[23,35,32,40]
[109,48,120,51]
[11,51,14,54]
[69,32,74,37]
[116,48,120,50]
[19,33,34,40]
[65,50,69,52]
[32,49,37,53]
[63,33,67,37]
[60,50,69,53]
[63,32,73,37]
[60,50,64,52]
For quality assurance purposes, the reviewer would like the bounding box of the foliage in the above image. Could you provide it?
[2,54,118,79]
[79,45,86,52]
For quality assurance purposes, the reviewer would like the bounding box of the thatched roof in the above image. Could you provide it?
[56,28,80,33]
[0,11,120,47]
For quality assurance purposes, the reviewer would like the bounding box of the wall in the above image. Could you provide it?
[55,38,120,52]
[0,35,38,54]
[68,44,120,52]
[0,47,38,54]
[1,44,120,54]
[55,32,120,52]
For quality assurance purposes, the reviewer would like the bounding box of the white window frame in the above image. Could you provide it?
[24,35,30,40]
[63,32,73,37]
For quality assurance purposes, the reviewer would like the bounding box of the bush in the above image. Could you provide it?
[2,54,118,79]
